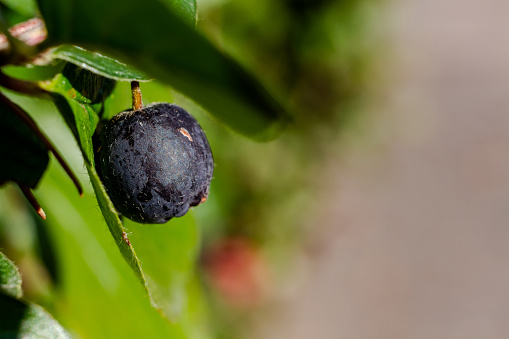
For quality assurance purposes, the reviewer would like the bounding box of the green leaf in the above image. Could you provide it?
[125,215,199,321]
[0,252,22,299]
[0,93,49,188]
[41,74,99,163]
[37,0,290,140]
[2,60,65,82]
[0,294,70,338]
[35,153,206,338]
[160,0,197,26]
[41,72,153,300]
[41,69,207,321]
[0,0,37,18]
[50,45,151,82]
[86,163,150,291]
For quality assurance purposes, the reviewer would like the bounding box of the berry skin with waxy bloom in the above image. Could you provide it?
[96,103,213,223]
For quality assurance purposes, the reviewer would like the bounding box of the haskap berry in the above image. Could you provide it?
[96,103,213,223]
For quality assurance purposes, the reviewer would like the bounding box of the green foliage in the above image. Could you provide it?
[50,46,150,82]
[0,0,37,17]
[0,0,291,334]
[40,49,189,316]
[37,0,290,140]
[0,294,70,338]
[29,159,207,338]
[124,216,200,321]
[0,251,22,298]
[41,73,99,162]
[160,0,198,26]
[0,0,377,337]
[0,251,70,338]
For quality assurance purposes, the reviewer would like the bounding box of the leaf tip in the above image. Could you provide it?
[37,206,47,220]
[19,185,47,220]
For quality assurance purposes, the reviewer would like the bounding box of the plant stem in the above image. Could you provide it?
[131,81,143,110]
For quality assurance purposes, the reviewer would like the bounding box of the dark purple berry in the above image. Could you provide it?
[97,103,213,223]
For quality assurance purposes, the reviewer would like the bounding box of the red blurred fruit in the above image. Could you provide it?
[202,238,270,308]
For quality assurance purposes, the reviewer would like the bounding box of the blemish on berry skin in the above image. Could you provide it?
[179,127,193,142]
[122,232,131,246]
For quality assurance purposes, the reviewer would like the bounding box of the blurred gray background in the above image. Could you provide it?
[253,0,509,338]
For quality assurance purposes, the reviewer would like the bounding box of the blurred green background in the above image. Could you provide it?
[0,0,379,337]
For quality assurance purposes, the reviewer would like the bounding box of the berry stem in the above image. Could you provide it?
[131,81,143,110]
[19,185,46,220]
